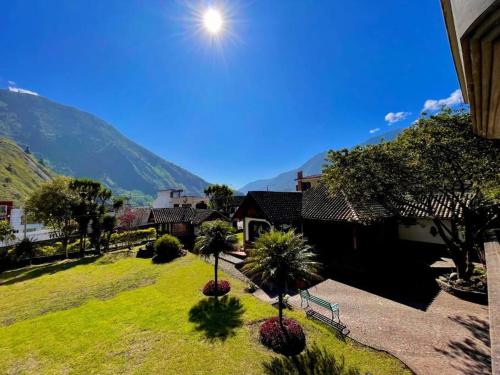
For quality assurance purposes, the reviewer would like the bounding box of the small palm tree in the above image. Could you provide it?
[195,220,236,296]
[242,230,319,326]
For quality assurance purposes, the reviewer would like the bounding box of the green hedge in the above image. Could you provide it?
[110,228,156,248]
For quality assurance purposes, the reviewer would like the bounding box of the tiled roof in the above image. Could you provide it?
[400,193,475,219]
[302,184,391,222]
[151,208,225,225]
[248,191,303,224]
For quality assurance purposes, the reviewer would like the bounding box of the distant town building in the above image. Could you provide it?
[295,171,322,192]
[152,189,210,209]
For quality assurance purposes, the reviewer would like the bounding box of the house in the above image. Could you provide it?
[152,189,209,209]
[0,201,14,222]
[144,207,227,248]
[232,182,396,269]
[233,172,477,269]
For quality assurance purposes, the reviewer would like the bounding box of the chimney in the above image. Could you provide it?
[296,171,303,192]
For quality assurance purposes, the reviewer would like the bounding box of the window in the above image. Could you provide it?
[301,182,312,191]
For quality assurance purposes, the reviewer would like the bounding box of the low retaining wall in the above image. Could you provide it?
[485,230,500,375]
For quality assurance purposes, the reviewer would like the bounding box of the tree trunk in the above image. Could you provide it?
[278,292,284,327]
[433,219,473,281]
[214,254,219,298]
[105,231,112,252]
[62,237,69,259]
[79,236,86,258]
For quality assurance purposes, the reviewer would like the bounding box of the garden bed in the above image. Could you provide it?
[436,277,488,305]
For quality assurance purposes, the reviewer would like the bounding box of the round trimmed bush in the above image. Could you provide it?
[259,317,306,355]
[202,280,231,296]
[153,234,183,263]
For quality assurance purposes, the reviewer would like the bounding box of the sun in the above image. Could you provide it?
[203,8,223,35]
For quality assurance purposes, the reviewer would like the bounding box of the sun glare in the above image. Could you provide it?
[203,8,223,35]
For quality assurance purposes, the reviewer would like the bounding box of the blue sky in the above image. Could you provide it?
[0,0,461,188]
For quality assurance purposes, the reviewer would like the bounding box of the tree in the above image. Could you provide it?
[69,178,112,256]
[102,214,117,252]
[323,110,499,280]
[13,238,35,265]
[117,208,137,251]
[204,184,234,216]
[0,221,15,245]
[0,221,16,263]
[194,220,236,297]
[26,176,78,258]
[242,230,319,326]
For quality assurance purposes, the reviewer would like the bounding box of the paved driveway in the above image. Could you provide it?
[289,279,490,375]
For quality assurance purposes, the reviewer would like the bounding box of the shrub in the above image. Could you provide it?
[259,317,306,356]
[136,241,155,259]
[13,238,35,261]
[153,234,183,263]
[202,280,231,296]
[67,239,91,253]
[35,244,59,257]
[110,228,156,248]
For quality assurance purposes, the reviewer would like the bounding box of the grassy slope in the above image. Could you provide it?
[0,137,55,205]
[0,253,410,375]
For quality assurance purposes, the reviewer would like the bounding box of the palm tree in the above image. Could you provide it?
[242,230,319,326]
[194,220,236,296]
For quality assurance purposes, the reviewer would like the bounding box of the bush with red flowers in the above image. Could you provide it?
[259,317,306,355]
[202,280,231,296]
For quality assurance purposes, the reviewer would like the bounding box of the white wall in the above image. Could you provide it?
[152,190,174,208]
[398,218,447,245]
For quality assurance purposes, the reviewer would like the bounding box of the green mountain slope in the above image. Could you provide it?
[0,89,209,205]
[0,137,55,205]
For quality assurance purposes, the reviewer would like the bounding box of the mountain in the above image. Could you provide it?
[0,89,209,205]
[0,137,55,205]
[239,128,403,193]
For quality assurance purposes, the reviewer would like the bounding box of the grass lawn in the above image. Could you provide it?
[0,251,411,374]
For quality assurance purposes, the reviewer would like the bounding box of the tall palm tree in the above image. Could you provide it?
[195,220,236,296]
[242,230,319,325]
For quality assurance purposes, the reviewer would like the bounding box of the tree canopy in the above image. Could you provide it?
[243,230,319,324]
[204,184,234,216]
[26,176,78,258]
[323,110,499,279]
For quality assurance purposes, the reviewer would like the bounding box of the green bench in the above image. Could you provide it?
[299,289,340,323]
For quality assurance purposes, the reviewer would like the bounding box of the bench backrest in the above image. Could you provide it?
[309,296,338,312]
[299,289,310,299]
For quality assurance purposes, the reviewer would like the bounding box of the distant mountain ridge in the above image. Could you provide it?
[239,128,403,193]
[0,89,210,205]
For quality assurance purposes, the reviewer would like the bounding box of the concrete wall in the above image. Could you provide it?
[441,0,500,138]
[398,218,447,245]
[446,0,496,37]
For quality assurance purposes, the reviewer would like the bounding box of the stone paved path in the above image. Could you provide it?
[288,279,491,375]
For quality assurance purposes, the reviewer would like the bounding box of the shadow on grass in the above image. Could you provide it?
[262,344,361,375]
[0,256,100,286]
[188,295,244,341]
[434,314,491,374]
